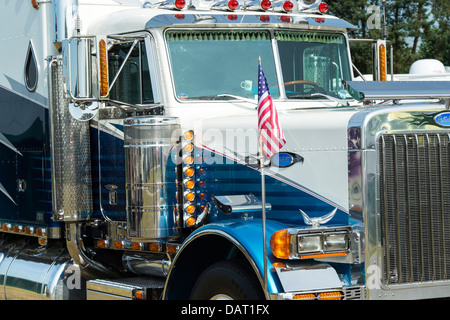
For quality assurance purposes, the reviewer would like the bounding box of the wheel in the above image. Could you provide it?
[190,260,264,300]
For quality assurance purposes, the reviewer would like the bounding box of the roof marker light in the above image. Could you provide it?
[261,0,272,10]
[283,0,293,11]
[211,0,239,11]
[175,0,186,9]
[228,0,239,10]
[318,2,329,13]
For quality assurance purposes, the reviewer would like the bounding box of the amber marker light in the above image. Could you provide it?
[167,244,179,254]
[184,155,194,165]
[318,291,343,300]
[97,239,107,248]
[270,229,291,259]
[184,143,194,153]
[131,242,143,250]
[378,43,387,81]
[186,216,196,226]
[98,39,109,97]
[184,167,194,177]
[184,130,194,141]
[185,204,196,214]
[185,192,195,202]
[114,241,124,249]
[135,290,145,300]
[293,293,315,300]
[300,251,347,260]
[31,0,39,9]
[185,179,195,189]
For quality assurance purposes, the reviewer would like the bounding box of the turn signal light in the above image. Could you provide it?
[378,43,387,81]
[270,229,291,259]
[99,39,109,97]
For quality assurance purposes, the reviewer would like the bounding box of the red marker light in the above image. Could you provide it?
[283,0,294,12]
[261,0,271,10]
[318,2,329,13]
[228,0,239,10]
[175,0,186,9]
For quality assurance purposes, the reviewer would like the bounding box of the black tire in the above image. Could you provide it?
[190,260,264,300]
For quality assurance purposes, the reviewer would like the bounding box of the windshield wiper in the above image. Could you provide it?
[310,93,350,106]
[217,94,257,104]
[185,94,257,105]
[185,95,234,100]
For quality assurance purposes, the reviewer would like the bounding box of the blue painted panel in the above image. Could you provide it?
[0,86,58,228]
[193,150,348,227]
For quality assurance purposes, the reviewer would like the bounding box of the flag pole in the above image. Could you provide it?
[259,135,268,298]
[258,56,268,298]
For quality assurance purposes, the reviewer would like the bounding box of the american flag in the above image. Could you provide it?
[257,60,286,158]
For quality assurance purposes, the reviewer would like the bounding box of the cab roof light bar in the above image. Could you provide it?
[143,0,328,13]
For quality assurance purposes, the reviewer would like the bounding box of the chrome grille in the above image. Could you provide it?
[379,133,450,285]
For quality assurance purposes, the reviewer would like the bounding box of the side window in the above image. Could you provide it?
[108,41,154,104]
[24,41,38,92]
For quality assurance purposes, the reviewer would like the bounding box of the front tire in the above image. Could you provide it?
[190,260,264,300]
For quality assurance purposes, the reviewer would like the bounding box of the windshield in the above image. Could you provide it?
[276,31,351,100]
[166,30,278,100]
[166,29,351,101]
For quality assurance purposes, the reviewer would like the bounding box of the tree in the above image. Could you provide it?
[329,0,449,75]
[420,0,450,66]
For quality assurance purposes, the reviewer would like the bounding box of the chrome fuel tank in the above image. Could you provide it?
[0,237,83,300]
[124,116,180,241]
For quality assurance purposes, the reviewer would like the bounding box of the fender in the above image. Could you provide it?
[163,218,287,299]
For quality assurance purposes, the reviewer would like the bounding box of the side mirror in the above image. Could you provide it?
[62,36,104,120]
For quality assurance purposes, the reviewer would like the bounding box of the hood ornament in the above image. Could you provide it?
[299,208,337,227]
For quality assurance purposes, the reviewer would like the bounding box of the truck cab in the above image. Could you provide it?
[0,0,449,300]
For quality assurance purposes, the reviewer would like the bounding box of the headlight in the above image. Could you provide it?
[323,232,348,252]
[271,227,350,260]
[298,234,322,254]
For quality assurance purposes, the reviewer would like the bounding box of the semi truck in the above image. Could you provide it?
[0,0,450,300]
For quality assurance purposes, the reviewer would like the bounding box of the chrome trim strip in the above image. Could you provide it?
[146,13,358,30]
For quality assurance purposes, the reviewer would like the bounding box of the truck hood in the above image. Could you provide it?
[195,107,359,213]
